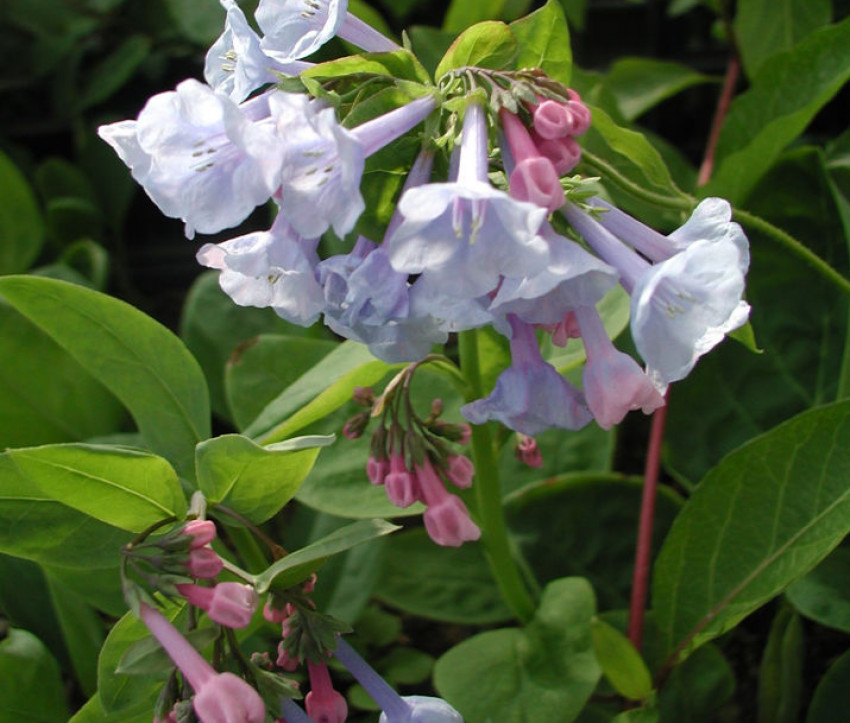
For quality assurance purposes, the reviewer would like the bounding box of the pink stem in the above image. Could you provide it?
[139,603,214,690]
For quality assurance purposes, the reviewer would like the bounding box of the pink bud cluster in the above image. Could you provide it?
[183,519,225,579]
[529,90,590,175]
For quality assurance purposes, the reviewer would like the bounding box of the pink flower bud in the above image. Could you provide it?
[445,454,474,489]
[566,90,592,135]
[302,573,317,594]
[533,99,574,140]
[193,671,266,723]
[276,641,299,672]
[456,424,472,446]
[423,495,481,548]
[384,453,419,508]
[532,133,582,176]
[306,662,348,723]
[186,547,224,579]
[183,520,216,549]
[263,600,289,624]
[367,455,389,485]
[515,435,543,468]
[177,582,258,629]
[509,157,565,212]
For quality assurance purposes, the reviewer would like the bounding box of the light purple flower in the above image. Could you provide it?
[98,80,284,238]
[574,305,664,430]
[386,101,549,300]
[205,0,311,102]
[563,200,750,386]
[196,213,325,327]
[462,316,592,435]
[257,0,399,63]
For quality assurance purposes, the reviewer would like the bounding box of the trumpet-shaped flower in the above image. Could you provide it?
[562,200,750,386]
[206,0,310,102]
[386,101,549,300]
[462,315,592,435]
[196,214,325,327]
[98,80,284,238]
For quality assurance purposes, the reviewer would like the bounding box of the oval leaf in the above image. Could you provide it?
[591,618,653,701]
[435,21,518,80]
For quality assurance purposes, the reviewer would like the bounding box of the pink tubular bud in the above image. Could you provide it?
[566,90,592,135]
[276,641,299,672]
[367,455,390,485]
[423,495,482,548]
[263,599,290,624]
[183,520,216,549]
[193,671,266,723]
[515,435,543,468]
[186,547,224,579]
[509,157,565,212]
[457,424,472,446]
[532,133,582,176]
[533,99,574,140]
[445,454,475,489]
[178,582,258,629]
[384,454,419,508]
[306,662,348,723]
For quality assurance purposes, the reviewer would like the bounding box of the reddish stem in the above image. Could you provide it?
[627,48,740,652]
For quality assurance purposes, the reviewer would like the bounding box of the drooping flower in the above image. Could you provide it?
[257,0,399,64]
[305,661,348,723]
[139,603,265,723]
[562,199,750,386]
[205,0,311,102]
[416,459,481,548]
[177,582,259,629]
[98,80,284,238]
[462,315,592,435]
[386,100,549,305]
[573,304,664,429]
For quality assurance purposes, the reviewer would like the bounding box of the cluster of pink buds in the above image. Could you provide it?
[346,371,481,547]
[526,89,591,176]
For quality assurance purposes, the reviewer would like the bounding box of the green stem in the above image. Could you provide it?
[582,150,850,298]
[225,524,269,575]
[458,329,537,624]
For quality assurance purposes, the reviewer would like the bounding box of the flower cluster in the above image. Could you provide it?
[100,0,750,437]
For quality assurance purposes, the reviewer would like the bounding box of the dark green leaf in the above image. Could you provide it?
[374,529,512,624]
[757,607,804,723]
[510,0,572,85]
[786,547,850,633]
[443,0,506,33]
[434,578,600,723]
[162,0,225,44]
[0,151,44,274]
[806,647,850,723]
[435,21,518,79]
[0,276,210,477]
[0,629,69,723]
[653,400,850,664]
[77,35,151,110]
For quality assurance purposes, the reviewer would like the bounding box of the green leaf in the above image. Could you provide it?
[77,35,151,110]
[653,400,850,664]
[9,444,186,531]
[806,647,850,723]
[0,276,210,477]
[180,271,293,422]
[443,0,506,33]
[162,0,226,44]
[434,578,600,723]
[69,695,151,723]
[380,647,435,685]
[302,49,431,85]
[657,643,735,723]
[734,0,832,78]
[243,341,395,443]
[116,627,219,675]
[0,151,44,274]
[0,450,135,570]
[757,606,804,723]
[0,629,69,723]
[604,57,712,121]
[0,302,127,448]
[254,519,400,594]
[705,18,850,205]
[408,26,456,77]
[196,433,331,525]
[509,0,572,84]
[786,546,850,633]
[435,21,518,79]
[374,529,512,624]
[591,618,653,701]
[225,334,337,431]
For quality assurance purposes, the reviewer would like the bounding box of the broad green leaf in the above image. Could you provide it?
[244,341,395,443]
[302,49,431,85]
[225,335,338,431]
[435,21,518,80]
[116,627,219,675]
[734,0,832,78]
[705,18,850,205]
[0,303,127,448]
[0,630,69,723]
[666,148,847,482]
[380,647,435,685]
[583,106,681,196]
[0,151,44,274]
[0,276,210,477]
[505,475,681,610]
[786,547,850,633]
[611,710,659,723]
[181,271,293,422]
[443,0,506,33]
[374,529,512,624]
[806,647,850,723]
[45,563,126,616]
[98,608,184,714]
[653,400,850,664]
[591,618,653,701]
[45,573,104,696]
[408,26,456,77]
[510,0,572,84]
[757,607,804,723]
[254,518,400,594]
[0,451,135,570]
[196,433,331,524]
[657,644,735,723]
[9,444,185,531]
[604,57,712,121]
[162,0,225,44]
[77,35,151,110]
[69,696,151,723]
[434,578,600,723]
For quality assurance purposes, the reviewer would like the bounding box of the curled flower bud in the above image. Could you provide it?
[264,599,290,624]
[343,411,369,440]
[353,386,375,406]
[367,455,390,485]
[515,435,543,468]
[445,454,475,489]
[177,582,258,629]
[183,519,216,549]
[277,640,300,672]
[186,547,224,579]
